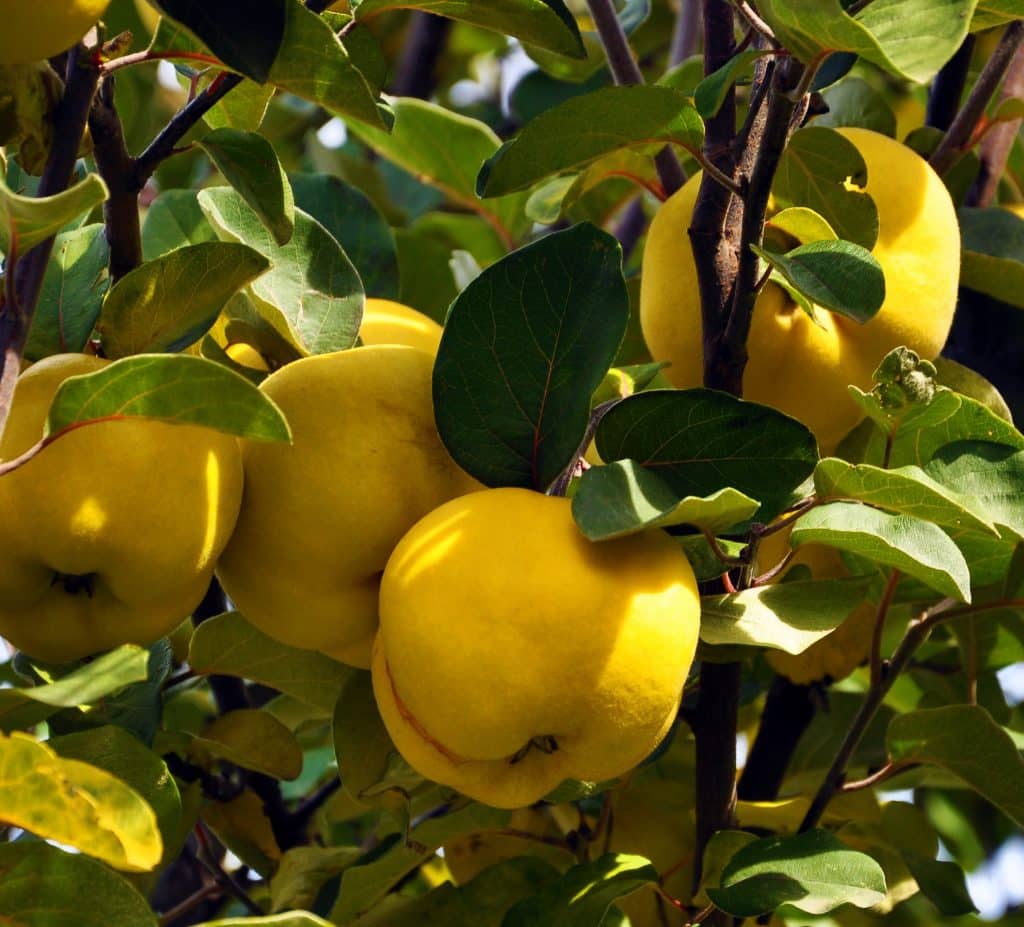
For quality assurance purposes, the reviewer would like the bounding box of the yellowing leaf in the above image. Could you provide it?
[0,732,162,872]
[191,708,303,780]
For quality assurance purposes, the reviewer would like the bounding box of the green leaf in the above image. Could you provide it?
[695,49,766,118]
[933,357,1014,424]
[572,460,760,541]
[752,239,884,323]
[699,578,874,653]
[197,915,333,927]
[189,611,355,715]
[501,853,656,927]
[433,223,628,490]
[680,535,747,583]
[49,726,183,868]
[765,207,837,246]
[97,242,270,359]
[925,441,1024,538]
[900,852,977,916]
[758,0,976,84]
[813,457,998,536]
[0,645,150,732]
[333,671,424,810]
[46,354,292,443]
[152,0,285,82]
[141,189,218,259]
[888,705,1024,827]
[190,709,303,780]
[0,171,107,255]
[353,0,584,58]
[707,829,886,917]
[0,732,162,871]
[477,86,703,197]
[772,126,878,250]
[199,128,295,246]
[0,842,158,927]
[332,802,511,922]
[199,187,363,355]
[594,390,818,519]
[290,173,399,299]
[958,206,1024,307]
[24,224,109,360]
[816,77,898,137]
[972,0,1024,29]
[791,502,972,601]
[271,847,363,915]
[348,98,528,245]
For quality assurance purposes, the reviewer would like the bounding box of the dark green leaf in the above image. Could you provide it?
[901,852,977,916]
[888,705,1024,827]
[25,225,109,360]
[816,77,898,137]
[752,239,884,323]
[699,578,874,653]
[352,0,584,58]
[594,390,818,518]
[501,853,657,927]
[958,206,1024,308]
[433,223,627,490]
[773,126,878,249]
[695,49,765,119]
[199,129,295,246]
[925,441,1024,538]
[199,188,363,356]
[571,460,759,540]
[707,830,886,916]
[0,843,157,927]
[152,0,285,82]
[478,86,703,197]
[0,172,107,254]
[46,354,292,443]
[972,0,1024,30]
[290,174,399,299]
[791,502,971,601]
[98,242,270,358]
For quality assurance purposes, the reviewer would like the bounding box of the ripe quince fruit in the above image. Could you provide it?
[0,0,112,66]
[640,127,960,450]
[372,488,701,809]
[359,298,443,355]
[0,354,244,663]
[216,345,479,668]
[757,524,876,685]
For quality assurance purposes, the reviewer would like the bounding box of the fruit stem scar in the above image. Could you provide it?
[51,571,97,597]
[385,658,470,765]
[509,735,560,766]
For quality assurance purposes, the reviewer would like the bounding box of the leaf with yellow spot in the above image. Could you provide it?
[0,731,162,871]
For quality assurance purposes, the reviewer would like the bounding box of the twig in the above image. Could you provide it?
[102,49,223,74]
[839,760,917,793]
[966,40,1024,207]
[669,0,702,66]
[158,880,222,926]
[89,76,143,282]
[930,21,1024,176]
[0,45,101,440]
[869,570,901,687]
[733,1,778,47]
[703,528,747,567]
[613,197,648,261]
[193,825,264,917]
[389,13,452,98]
[584,0,687,196]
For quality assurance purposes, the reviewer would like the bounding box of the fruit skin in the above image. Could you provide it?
[216,345,479,668]
[757,525,875,684]
[640,127,960,450]
[360,299,443,355]
[372,488,700,809]
[0,354,244,663]
[0,0,112,66]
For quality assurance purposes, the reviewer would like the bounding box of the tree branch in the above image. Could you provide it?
[669,0,702,67]
[966,40,1024,207]
[389,12,453,98]
[89,76,143,282]
[930,21,1024,176]
[585,0,686,196]
[925,35,976,133]
[0,45,100,440]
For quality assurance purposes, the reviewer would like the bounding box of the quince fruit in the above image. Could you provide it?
[359,298,443,355]
[216,345,479,668]
[0,354,244,663]
[372,487,701,809]
[0,0,112,66]
[757,524,876,685]
[640,127,960,450]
